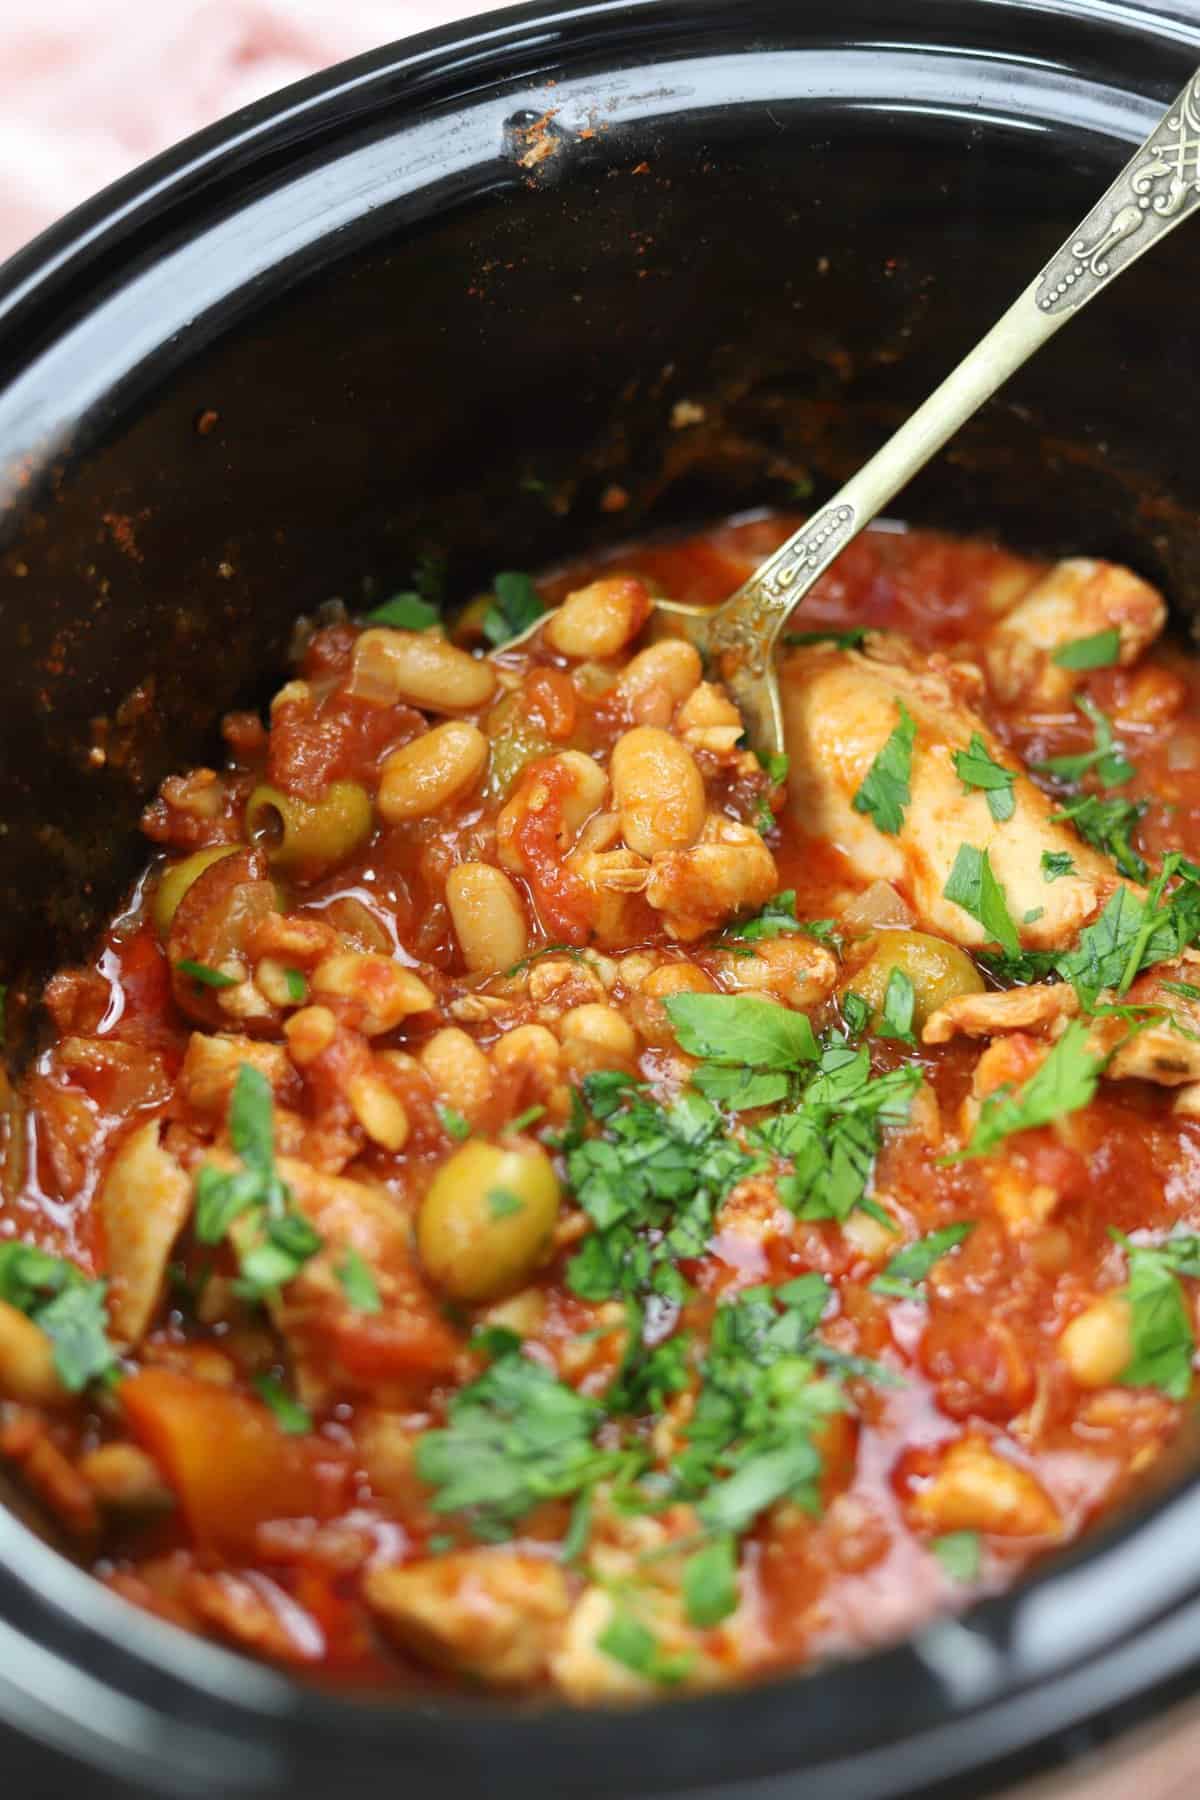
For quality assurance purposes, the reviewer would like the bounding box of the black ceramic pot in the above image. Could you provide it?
[4,2,1200,1795]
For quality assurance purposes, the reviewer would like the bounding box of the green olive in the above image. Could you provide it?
[151,844,241,938]
[417,1139,561,1303]
[847,929,985,1031]
[244,780,372,881]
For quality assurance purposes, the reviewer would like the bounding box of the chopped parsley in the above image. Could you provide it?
[437,1105,472,1142]
[851,701,916,836]
[877,967,916,1044]
[674,1280,846,1534]
[176,959,238,990]
[334,1248,382,1314]
[508,1104,546,1134]
[193,1065,322,1300]
[366,592,439,630]
[1118,1235,1198,1399]
[564,1076,759,1302]
[1161,981,1200,1002]
[1041,850,1076,882]
[956,1020,1105,1158]
[1057,853,1200,1006]
[1051,628,1121,671]
[596,1610,693,1686]
[943,845,1020,956]
[756,749,790,785]
[953,733,1016,823]
[757,1043,923,1223]
[871,1222,974,1301]
[415,1342,627,1540]
[1033,694,1134,788]
[722,892,843,954]
[782,626,867,650]
[253,1372,313,1435]
[0,1243,119,1392]
[482,570,545,647]
[931,1530,982,1582]
[1051,792,1148,881]
[487,1187,525,1220]
[283,968,307,1005]
[683,1534,738,1627]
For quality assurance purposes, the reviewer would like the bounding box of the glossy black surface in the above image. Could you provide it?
[3,2,1200,1795]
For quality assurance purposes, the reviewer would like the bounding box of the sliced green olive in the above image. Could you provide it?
[417,1139,561,1303]
[244,781,372,881]
[151,844,241,938]
[847,929,985,1031]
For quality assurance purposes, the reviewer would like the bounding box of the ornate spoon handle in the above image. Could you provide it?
[706,67,1200,752]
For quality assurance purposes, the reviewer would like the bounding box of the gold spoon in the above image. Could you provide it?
[516,67,1200,755]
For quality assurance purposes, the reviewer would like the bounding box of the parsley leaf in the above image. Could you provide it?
[851,701,916,836]
[1051,793,1147,881]
[176,959,238,990]
[1051,628,1121,670]
[366,592,439,630]
[564,1083,758,1302]
[871,1222,974,1300]
[761,1044,922,1224]
[482,570,545,647]
[683,1534,739,1627]
[253,1373,313,1435]
[415,1346,626,1538]
[953,733,1016,823]
[691,1065,789,1112]
[1057,854,1200,1005]
[722,890,804,942]
[943,845,1020,956]
[675,1283,846,1534]
[1121,1241,1194,1399]
[957,1020,1104,1158]
[335,1248,381,1314]
[1034,695,1134,788]
[663,992,818,1069]
[596,1611,692,1686]
[0,1243,118,1392]
[877,967,916,1044]
[194,1065,320,1299]
[487,1187,525,1220]
[283,968,307,1005]
[438,1104,472,1142]
[932,1530,982,1582]
[782,627,867,650]
[1041,850,1076,882]
[36,1281,119,1392]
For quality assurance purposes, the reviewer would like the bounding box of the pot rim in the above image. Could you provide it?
[3,4,1200,1796]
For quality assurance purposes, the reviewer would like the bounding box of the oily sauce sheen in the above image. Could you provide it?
[2,515,1200,1700]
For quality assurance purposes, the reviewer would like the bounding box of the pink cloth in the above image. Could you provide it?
[0,1,498,261]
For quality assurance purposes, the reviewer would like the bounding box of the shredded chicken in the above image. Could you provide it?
[100,1120,192,1348]
[364,1551,570,1686]
[984,558,1166,707]
[782,640,1121,949]
[923,983,1079,1045]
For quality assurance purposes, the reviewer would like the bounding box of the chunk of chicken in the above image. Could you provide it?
[644,815,778,942]
[923,982,1079,1045]
[782,641,1121,950]
[364,1551,570,1687]
[248,1157,460,1404]
[1091,970,1200,1087]
[100,1119,192,1348]
[179,1032,295,1119]
[550,1583,728,1703]
[710,935,839,1009]
[984,558,1166,707]
[908,1434,1061,1537]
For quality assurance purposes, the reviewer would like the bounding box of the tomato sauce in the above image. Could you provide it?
[2,515,1199,1701]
